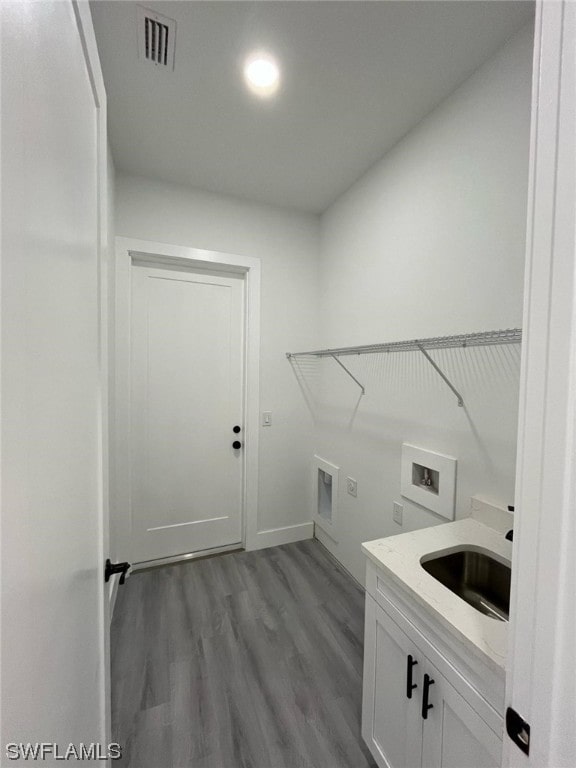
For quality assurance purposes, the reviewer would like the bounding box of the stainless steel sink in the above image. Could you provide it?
[421,548,511,621]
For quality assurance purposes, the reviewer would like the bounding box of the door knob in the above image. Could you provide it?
[232,440,242,449]
[233,425,241,434]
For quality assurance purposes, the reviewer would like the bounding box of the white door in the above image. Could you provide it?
[130,262,245,563]
[362,596,424,768]
[421,660,502,768]
[1,0,109,758]
[505,3,576,766]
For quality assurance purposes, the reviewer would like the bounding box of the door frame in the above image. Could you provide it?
[73,0,112,749]
[114,236,261,566]
[504,2,576,766]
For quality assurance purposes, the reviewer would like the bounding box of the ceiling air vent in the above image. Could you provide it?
[137,6,176,70]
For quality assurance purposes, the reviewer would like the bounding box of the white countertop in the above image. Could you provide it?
[362,515,512,674]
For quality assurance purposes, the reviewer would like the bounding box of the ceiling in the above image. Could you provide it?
[91,1,533,214]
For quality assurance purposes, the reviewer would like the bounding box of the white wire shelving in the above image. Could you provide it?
[286,328,522,407]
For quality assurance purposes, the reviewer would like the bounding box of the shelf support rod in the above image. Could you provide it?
[416,344,464,407]
[329,354,365,395]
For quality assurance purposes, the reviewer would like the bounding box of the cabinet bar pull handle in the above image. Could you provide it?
[422,673,435,719]
[406,654,418,699]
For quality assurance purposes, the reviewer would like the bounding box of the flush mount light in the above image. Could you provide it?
[243,52,280,98]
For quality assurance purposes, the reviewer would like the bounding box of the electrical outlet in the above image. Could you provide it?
[347,477,357,497]
[393,502,403,525]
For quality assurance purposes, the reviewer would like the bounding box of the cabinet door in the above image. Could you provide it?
[421,660,502,768]
[362,596,423,768]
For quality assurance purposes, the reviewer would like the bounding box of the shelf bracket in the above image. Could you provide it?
[416,344,464,407]
[329,353,365,396]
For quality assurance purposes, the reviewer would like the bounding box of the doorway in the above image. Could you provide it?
[114,239,262,567]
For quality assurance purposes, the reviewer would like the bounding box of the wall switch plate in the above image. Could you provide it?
[347,477,357,497]
[262,411,272,427]
[393,502,403,525]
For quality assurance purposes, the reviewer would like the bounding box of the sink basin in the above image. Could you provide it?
[421,548,511,622]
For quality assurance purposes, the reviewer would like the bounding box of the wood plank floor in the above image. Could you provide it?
[111,539,377,768]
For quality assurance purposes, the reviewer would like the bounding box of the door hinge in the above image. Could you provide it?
[506,707,530,755]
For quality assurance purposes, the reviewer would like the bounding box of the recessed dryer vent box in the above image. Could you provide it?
[313,455,339,541]
[401,444,457,520]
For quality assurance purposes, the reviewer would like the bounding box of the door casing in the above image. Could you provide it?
[114,237,261,567]
[504,2,576,766]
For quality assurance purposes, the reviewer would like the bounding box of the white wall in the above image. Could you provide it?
[313,25,533,582]
[1,0,108,747]
[114,175,319,557]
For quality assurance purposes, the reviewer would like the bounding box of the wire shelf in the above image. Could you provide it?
[286,328,522,359]
[286,328,522,407]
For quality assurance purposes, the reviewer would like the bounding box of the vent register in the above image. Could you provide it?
[137,6,176,70]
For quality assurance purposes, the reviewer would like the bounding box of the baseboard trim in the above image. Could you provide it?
[313,528,365,592]
[253,522,313,550]
[313,515,338,543]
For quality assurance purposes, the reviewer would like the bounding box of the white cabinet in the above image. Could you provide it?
[421,657,502,768]
[362,592,503,768]
[362,594,423,768]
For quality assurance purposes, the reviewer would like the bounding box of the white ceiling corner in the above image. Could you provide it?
[91,0,534,213]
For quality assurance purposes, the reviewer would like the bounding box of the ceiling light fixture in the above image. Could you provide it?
[243,52,280,98]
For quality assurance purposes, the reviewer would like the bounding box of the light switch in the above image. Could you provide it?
[262,411,272,427]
